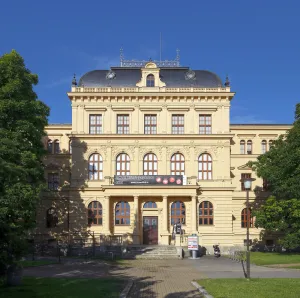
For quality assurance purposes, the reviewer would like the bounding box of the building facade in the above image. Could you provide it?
[37,55,291,249]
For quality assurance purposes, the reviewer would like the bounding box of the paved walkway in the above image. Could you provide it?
[23,256,300,298]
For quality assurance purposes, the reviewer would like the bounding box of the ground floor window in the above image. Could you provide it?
[88,201,103,225]
[115,201,130,225]
[199,201,213,225]
[171,201,185,225]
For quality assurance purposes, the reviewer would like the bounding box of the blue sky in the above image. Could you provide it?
[1,0,299,124]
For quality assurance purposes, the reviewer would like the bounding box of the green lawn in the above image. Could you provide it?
[18,260,57,267]
[198,279,300,298]
[250,252,300,266]
[0,277,124,298]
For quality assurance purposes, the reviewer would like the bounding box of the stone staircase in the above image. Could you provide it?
[124,245,181,260]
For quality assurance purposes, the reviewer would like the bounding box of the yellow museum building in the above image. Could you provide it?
[37,52,291,250]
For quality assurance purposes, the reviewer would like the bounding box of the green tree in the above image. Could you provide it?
[0,50,49,270]
[249,104,300,249]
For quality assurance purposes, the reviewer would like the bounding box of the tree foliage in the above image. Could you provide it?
[249,104,300,248]
[0,50,49,266]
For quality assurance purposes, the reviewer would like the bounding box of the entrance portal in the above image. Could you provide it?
[143,216,158,245]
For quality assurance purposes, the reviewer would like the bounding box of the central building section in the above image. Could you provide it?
[68,58,235,246]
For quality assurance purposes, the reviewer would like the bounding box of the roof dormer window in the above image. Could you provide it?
[146,74,155,87]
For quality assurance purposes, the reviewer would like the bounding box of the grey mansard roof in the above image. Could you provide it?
[78,67,223,88]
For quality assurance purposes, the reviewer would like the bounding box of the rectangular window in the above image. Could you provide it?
[144,114,157,134]
[117,114,129,134]
[89,115,102,134]
[172,114,184,134]
[48,173,59,191]
[241,173,252,191]
[199,115,212,134]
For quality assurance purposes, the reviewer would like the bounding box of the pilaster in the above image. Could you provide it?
[191,196,197,233]
[104,196,111,234]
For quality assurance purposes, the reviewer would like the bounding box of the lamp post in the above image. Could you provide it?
[240,177,256,279]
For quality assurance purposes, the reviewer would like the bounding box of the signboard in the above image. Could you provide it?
[114,175,183,186]
[188,236,198,251]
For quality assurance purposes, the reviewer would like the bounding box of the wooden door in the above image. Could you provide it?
[143,216,158,245]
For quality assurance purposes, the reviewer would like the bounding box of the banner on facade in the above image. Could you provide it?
[114,175,183,186]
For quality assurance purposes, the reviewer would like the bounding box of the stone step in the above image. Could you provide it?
[135,255,179,260]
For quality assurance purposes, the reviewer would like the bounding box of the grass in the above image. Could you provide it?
[0,277,125,298]
[250,252,300,266]
[18,260,57,268]
[198,278,300,298]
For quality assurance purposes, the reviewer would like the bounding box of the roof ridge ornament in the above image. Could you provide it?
[224,74,230,87]
[72,74,77,86]
[120,48,180,67]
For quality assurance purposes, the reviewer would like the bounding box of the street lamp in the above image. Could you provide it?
[240,177,256,279]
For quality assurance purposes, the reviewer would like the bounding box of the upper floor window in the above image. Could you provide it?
[146,74,155,87]
[89,115,102,134]
[117,114,129,134]
[48,173,59,190]
[171,153,185,175]
[241,173,252,191]
[268,140,273,151]
[143,153,158,175]
[198,153,212,180]
[261,140,267,154]
[88,153,103,180]
[88,201,102,225]
[144,114,157,134]
[54,140,60,154]
[115,201,130,225]
[199,115,212,134]
[116,153,130,175]
[241,208,254,228]
[247,140,252,154]
[69,140,72,154]
[240,140,245,154]
[46,208,58,228]
[47,140,53,153]
[199,201,214,225]
[172,115,184,134]
[171,201,185,225]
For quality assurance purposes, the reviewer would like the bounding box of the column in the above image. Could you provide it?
[133,196,140,244]
[104,196,110,234]
[191,196,197,233]
[163,196,168,232]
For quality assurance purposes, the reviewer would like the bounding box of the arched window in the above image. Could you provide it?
[199,201,213,225]
[47,140,53,153]
[54,140,60,154]
[115,201,130,225]
[247,140,252,154]
[143,201,157,208]
[198,153,212,180]
[116,153,130,175]
[146,74,155,87]
[268,140,273,151]
[171,153,185,175]
[143,153,158,175]
[88,154,103,180]
[240,140,245,154]
[261,140,267,154]
[171,201,185,225]
[88,201,102,225]
[46,208,58,228]
[69,140,72,154]
[241,208,254,228]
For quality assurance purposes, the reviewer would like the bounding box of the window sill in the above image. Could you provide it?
[114,224,131,226]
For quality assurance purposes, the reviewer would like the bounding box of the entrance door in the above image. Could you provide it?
[143,216,158,245]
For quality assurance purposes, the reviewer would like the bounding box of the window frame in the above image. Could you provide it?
[199,201,214,225]
[144,114,157,134]
[172,114,184,134]
[143,153,158,175]
[88,153,103,180]
[247,140,252,154]
[115,201,130,225]
[261,140,267,154]
[240,140,245,154]
[241,173,252,191]
[48,173,59,191]
[143,201,157,208]
[89,114,103,134]
[170,153,185,175]
[241,208,254,228]
[54,140,60,154]
[88,201,103,225]
[46,208,58,228]
[199,115,212,134]
[117,114,129,134]
[198,153,212,180]
[47,140,53,154]
[116,153,130,175]
[146,74,155,87]
[171,201,186,225]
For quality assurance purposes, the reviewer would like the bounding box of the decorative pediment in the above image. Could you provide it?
[237,164,252,170]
